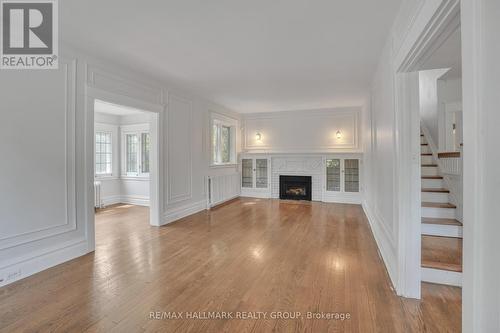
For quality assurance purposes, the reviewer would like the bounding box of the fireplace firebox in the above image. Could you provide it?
[279,175,312,201]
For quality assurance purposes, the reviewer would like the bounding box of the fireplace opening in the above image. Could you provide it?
[279,175,312,201]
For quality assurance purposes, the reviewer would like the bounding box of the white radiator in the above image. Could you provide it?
[207,173,241,207]
[94,181,103,208]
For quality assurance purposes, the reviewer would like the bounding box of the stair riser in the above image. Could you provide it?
[421,179,444,188]
[421,146,431,154]
[421,166,439,176]
[420,136,426,144]
[421,267,462,286]
[421,224,463,238]
[422,192,449,203]
[421,155,434,164]
[422,207,456,219]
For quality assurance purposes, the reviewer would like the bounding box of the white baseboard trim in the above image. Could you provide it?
[0,237,89,287]
[163,200,207,225]
[209,194,240,208]
[121,195,149,206]
[240,189,271,199]
[421,267,462,287]
[362,201,398,292]
[102,195,150,207]
[323,193,362,204]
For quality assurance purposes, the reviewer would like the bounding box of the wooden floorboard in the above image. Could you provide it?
[0,198,461,332]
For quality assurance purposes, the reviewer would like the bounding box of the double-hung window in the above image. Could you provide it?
[122,125,150,177]
[95,132,112,176]
[211,113,237,166]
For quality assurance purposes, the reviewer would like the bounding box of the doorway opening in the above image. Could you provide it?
[92,99,160,245]
[417,25,463,287]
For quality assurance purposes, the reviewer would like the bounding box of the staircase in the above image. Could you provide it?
[420,133,462,286]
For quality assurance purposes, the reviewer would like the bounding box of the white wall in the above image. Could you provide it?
[437,77,462,150]
[0,44,240,286]
[242,107,361,153]
[462,0,500,331]
[362,40,398,284]
[419,69,449,148]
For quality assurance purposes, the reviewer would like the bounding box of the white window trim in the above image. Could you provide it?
[94,123,118,179]
[120,123,150,179]
[210,112,238,167]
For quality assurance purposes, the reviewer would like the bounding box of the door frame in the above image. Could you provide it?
[85,86,165,252]
[392,0,461,298]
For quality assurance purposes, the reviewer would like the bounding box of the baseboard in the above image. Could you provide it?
[421,267,462,286]
[163,200,207,225]
[102,195,150,207]
[323,193,362,204]
[0,237,89,288]
[209,194,240,208]
[362,200,398,292]
[120,195,149,206]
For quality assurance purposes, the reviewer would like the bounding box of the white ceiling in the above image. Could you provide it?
[62,0,401,113]
[94,100,146,116]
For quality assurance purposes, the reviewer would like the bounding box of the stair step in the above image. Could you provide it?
[421,143,429,146]
[421,164,438,167]
[422,218,462,226]
[421,235,462,272]
[422,202,456,209]
[421,153,432,156]
[422,188,450,193]
[422,176,443,179]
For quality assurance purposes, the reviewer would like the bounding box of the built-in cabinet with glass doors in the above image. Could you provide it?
[241,156,271,198]
[324,157,361,203]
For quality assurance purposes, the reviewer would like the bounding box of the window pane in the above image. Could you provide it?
[126,134,138,173]
[255,159,268,188]
[221,126,230,163]
[212,124,219,164]
[344,159,359,192]
[141,133,150,173]
[242,159,253,188]
[326,159,341,191]
[95,132,112,175]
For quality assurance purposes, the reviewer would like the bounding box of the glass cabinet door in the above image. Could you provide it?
[242,159,253,188]
[344,159,359,192]
[255,159,268,188]
[326,159,341,191]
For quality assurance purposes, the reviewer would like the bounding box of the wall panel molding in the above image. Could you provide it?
[243,108,360,153]
[166,93,193,204]
[0,57,78,251]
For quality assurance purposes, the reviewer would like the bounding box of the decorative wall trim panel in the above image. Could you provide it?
[166,93,193,204]
[0,58,78,250]
[163,200,207,225]
[243,108,360,153]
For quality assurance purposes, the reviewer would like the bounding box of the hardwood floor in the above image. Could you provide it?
[0,199,461,332]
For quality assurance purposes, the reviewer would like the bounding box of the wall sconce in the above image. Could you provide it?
[336,130,342,140]
[255,132,262,141]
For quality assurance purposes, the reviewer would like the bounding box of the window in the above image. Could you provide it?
[122,127,150,177]
[141,133,150,173]
[95,132,112,175]
[126,134,138,173]
[211,113,237,166]
[326,159,341,191]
